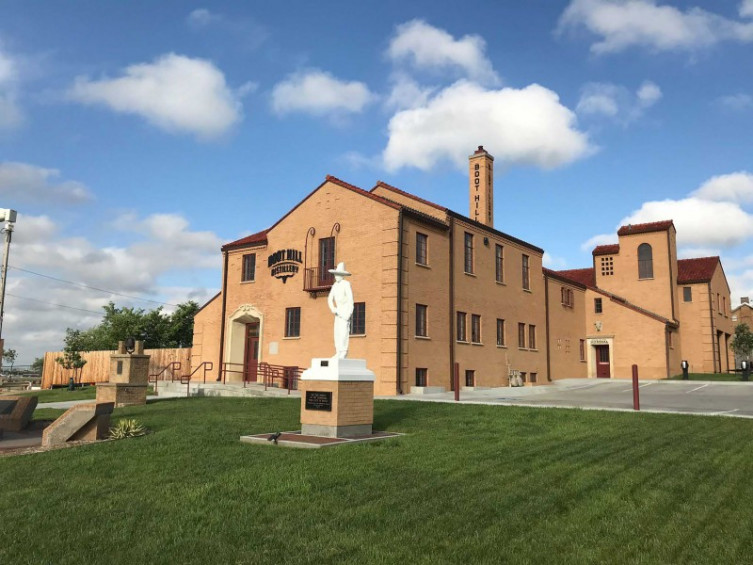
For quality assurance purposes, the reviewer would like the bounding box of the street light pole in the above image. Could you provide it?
[0,209,18,349]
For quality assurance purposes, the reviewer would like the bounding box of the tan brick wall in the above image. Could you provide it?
[96,384,147,407]
[192,293,222,381]
[299,380,374,427]
[546,278,587,380]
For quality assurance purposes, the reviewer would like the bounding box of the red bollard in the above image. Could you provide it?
[454,362,460,402]
[632,364,640,411]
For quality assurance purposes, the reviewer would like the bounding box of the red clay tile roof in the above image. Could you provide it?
[677,257,719,284]
[617,220,674,236]
[372,181,447,211]
[222,229,269,250]
[592,244,620,255]
[555,268,595,288]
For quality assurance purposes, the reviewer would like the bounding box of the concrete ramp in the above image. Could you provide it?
[0,396,38,433]
[41,402,114,448]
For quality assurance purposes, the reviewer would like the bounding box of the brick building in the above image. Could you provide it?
[192,147,734,393]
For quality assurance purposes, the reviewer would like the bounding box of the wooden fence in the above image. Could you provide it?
[41,348,192,389]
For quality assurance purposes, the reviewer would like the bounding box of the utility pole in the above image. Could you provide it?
[0,209,17,360]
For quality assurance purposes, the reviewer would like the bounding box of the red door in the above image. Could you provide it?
[244,323,260,382]
[595,345,611,378]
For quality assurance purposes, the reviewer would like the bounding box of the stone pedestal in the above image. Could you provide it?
[96,340,150,407]
[299,358,375,438]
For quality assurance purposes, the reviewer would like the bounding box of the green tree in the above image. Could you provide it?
[731,323,753,380]
[2,348,17,371]
[31,357,44,374]
[55,342,87,383]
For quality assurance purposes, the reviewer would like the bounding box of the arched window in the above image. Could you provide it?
[638,243,653,279]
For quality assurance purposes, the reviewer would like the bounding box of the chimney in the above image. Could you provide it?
[742,297,750,304]
[469,145,494,227]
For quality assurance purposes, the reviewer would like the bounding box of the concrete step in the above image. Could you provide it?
[154,380,300,399]
[41,402,114,447]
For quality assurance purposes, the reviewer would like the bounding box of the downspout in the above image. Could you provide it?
[448,217,456,391]
[707,282,717,372]
[665,325,671,379]
[396,210,404,395]
[217,249,229,382]
[545,274,551,381]
[666,230,677,322]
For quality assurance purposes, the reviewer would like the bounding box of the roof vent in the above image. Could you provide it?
[743,297,750,304]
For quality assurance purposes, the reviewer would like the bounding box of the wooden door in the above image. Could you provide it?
[244,323,260,382]
[595,345,611,378]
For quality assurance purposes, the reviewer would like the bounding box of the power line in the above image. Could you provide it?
[6,292,103,315]
[9,265,179,307]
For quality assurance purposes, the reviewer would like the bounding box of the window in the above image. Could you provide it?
[465,370,475,387]
[284,307,300,338]
[561,287,574,307]
[520,372,527,383]
[319,237,335,285]
[722,296,726,316]
[594,298,603,313]
[638,243,653,279]
[471,314,481,344]
[457,312,467,342]
[416,232,428,266]
[600,256,614,276]
[683,287,692,302]
[580,339,585,362]
[528,325,536,350]
[415,368,427,387]
[496,318,505,347]
[495,244,504,283]
[415,304,428,337]
[464,232,474,274]
[518,323,526,348]
[717,293,721,312]
[350,302,366,335]
[522,254,530,290]
[242,253,256,282]
[530,372,537,384]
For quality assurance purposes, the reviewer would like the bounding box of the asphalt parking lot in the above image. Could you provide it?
[387,379,753,418]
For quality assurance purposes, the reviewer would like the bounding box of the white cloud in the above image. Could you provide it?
[383,80,592,172]
[0,162,92,203]
[186,8,221,28]
[692,172,753,204]
[271,69,375,116]
[742,0,753,18]
[384,73,436,111]
[4,212,222,363]
[387,19,500,85]
[558,0,753,54]
[543,252,568,269]
[576,80,661,124]
[0,46,22,130]
[580,233,617,252]
[716,93,753,111]
[69,53,243,139]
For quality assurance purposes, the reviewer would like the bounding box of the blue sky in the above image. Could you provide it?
[1,0,752,363]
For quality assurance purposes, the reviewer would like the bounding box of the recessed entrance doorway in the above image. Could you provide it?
[595,345,611,378]
[244,322,260,382]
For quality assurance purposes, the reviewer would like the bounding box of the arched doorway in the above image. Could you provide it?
[225,305,264,383]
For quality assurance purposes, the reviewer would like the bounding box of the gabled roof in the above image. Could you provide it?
[617,220,674,236]
[593,244,619,256]
[543,268,587,289]
[222,229,269,251]
[677,257,720,284]
[555,268,596,288]
[372,181,447,212]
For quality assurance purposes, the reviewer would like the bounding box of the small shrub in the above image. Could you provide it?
[109,419,147,440]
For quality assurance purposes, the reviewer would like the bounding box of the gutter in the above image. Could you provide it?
[449,216,456,391]
[217,249,229,382]
[396,210,404,395]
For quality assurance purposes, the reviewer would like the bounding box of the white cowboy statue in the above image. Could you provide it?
[327,262,354,359]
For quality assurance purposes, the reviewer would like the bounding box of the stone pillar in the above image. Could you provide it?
[96,341,150,407]
[299,358,375,438]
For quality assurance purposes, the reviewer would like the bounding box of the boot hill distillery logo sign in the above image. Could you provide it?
[268,249,303,283]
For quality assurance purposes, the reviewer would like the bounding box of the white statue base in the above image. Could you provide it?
[299,358,375,438]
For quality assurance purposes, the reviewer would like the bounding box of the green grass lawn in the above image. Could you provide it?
[14,385,155,403]
[3,398,753,564]
[669,372,750,381]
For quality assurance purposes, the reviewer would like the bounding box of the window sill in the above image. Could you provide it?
[529,348,539,352]
[523,288,532,294]
[471,341,483,346]
[496,344,507,349]
[241,280,256,285]
[282,336,300,340]
[416,262,431,269]
[638,277,654,281]
[464,272,476,277]
[415,335,431,340]
[496,280,506,286]
[350,334,366,338]
[518,347,528,351]
[456,340,469,344]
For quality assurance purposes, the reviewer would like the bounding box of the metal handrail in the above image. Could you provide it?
[182,361,214,384]
[148,362,182,387]
[304,267,334,292]
[221,361,245,385]
[259,362,302,395]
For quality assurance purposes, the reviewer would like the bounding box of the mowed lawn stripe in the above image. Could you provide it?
[2,397,752,564]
